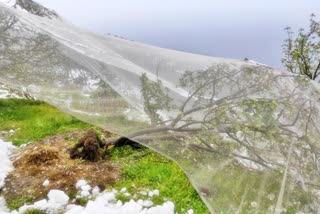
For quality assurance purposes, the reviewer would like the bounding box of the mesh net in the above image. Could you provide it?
[1,4,320,213]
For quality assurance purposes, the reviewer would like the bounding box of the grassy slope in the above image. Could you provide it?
[0,99,91,146]
[0,99,208,213]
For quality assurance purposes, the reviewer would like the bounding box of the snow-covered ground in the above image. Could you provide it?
[0,138,15,214]
[0,138,192,214]
[0,139,15,189]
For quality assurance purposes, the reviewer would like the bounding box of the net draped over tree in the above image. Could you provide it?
[1,4,320,213]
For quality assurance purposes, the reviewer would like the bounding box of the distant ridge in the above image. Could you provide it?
[0,0,59,18]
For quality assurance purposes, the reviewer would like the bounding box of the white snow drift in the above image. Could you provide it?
[0,139,15,189]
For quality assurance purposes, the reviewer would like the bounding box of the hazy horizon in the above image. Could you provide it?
[36,0,320,70]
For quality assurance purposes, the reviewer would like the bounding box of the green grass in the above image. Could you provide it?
[0,99,91,145]
[23,208,45,214]
[108,145,209,213]
[6,196,35,210]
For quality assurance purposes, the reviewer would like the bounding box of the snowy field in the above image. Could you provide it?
[0,138,193,214]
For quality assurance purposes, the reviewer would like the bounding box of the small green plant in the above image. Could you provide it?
[6,196,34,210]
[75,158,85,165]
[23,208,45,214]
[77,197,89,206]
[151,195,164,206]
[115,193,131,203]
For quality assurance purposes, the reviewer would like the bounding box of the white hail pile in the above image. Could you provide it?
[0,138,15,213]
[0,139,15,189]
[8,180,179,214]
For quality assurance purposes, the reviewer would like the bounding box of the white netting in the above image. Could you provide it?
[1,3,320,213]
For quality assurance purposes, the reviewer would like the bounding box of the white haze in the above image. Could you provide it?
[35,0,320,69]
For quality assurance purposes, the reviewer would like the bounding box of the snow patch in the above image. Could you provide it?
[76,179,88,189]
[0,197,9,213]
[17,190,69,214]
[92,186,100,196]
[148,189,160,197]
[120,187,127,193]
[42,179,50,187]
[187,209,194,214]
[0,139,15,189]
[48,190,69,206]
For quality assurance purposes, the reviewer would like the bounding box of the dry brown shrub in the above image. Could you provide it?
[14,146,60,167]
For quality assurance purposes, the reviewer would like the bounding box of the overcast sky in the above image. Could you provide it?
[36,0,320,69]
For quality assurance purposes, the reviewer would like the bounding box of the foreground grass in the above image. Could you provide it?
[0,98,208,213]
[0,99,91,145]
[109,146,209,213]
